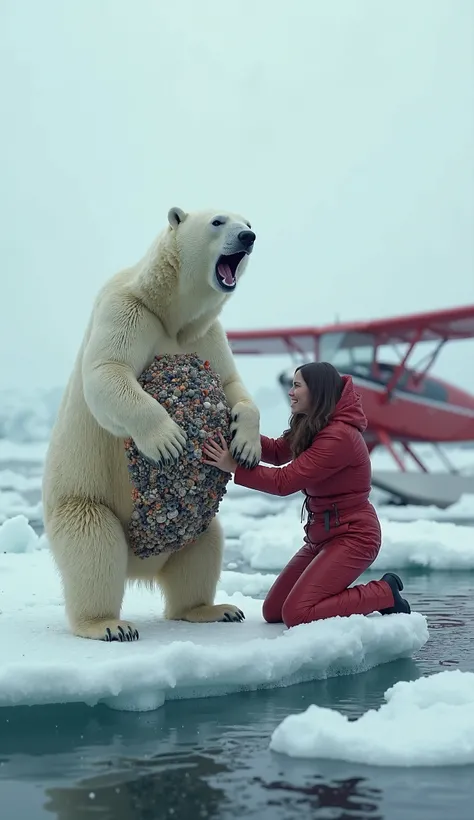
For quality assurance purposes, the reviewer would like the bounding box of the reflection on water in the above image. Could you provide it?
[255,775,383,818]
[1,572,474,820]
[44,752,230,820]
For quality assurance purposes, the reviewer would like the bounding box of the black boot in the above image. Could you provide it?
[379,572,411,615]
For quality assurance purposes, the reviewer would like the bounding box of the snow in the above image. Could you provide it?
[371,519,474,571]
[2,482,474,575]
[371,442,474,477]
[0,469,43,493]
[378,493,474,523]
[0,549,428,712]
[232,501,474,572]
[269,669,474,767]
[0,515,45,554]
[219,569,276,596]
[0,434,472,716]
[0,491,43,525]
[0,439,48,463]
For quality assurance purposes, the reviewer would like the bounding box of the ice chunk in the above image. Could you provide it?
[218,570,276,596]
[371,519,474,571]
[0,515,43,553]
[377,493,474,523]
[0,490,43,525]
[0,469,43,493]
[270,669,474,766]
[0,551,428,712]
[0,440,48,463]
[239,525,301,571]
[238,510,474,572]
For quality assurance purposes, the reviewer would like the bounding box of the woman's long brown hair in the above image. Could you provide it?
[282,362,344,458]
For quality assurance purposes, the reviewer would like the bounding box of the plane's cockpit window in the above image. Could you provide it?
[318,332,448,403]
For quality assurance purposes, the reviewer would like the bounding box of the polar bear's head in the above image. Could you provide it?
[167,207,256,297]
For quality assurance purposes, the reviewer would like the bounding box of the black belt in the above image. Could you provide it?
[308,503,341,532]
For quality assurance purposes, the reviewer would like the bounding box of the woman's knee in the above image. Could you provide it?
[281,580,334,627]
[281,597,315,628]
[262,594,283,623]
[281,599,298,627]
[283,601,330,628]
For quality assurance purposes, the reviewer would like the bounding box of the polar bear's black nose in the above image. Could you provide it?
[238,230,256,249]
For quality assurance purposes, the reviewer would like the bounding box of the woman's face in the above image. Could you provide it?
[289,369,311,415]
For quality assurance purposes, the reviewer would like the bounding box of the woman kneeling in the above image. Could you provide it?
[203,362,411,628]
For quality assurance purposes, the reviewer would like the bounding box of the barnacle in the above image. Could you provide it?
[125,354,232,559]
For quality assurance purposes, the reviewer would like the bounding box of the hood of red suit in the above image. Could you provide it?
[331,375,367,432]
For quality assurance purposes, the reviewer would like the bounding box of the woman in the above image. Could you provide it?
[202,361,411,628]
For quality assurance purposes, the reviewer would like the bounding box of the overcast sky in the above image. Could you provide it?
[1,0,473,402]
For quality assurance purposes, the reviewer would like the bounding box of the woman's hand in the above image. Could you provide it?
[202,432,238,473]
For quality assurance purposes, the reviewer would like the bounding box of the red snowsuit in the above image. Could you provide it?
[233,375,394,627]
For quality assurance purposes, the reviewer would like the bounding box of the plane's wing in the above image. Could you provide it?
[226,304,474,355]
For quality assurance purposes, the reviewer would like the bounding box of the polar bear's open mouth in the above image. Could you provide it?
[215,251,247,292]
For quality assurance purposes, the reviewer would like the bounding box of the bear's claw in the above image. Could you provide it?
[173,603,245,624]
[133,417,187,468]
[139,452,180,471]
[231,447,259,469]
[103,624,140,642]
[73,618,140,642]
[221,608,245,623]
[229,402,261,468]
[230,443,260,470]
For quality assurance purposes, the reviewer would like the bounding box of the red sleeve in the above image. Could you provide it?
[234,429,349,496]
[260,434,292,466]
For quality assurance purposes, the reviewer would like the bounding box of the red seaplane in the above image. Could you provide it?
[227,304,474,508]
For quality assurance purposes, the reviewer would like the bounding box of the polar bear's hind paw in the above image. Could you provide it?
[173,603,245,623]
[73,619,140,642]
[104,624,140,642]
[221,607,245,622]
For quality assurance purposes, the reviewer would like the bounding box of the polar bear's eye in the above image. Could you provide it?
[212,219,224,227]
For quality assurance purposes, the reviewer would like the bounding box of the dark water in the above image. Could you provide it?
[1,459,474,818]
[1,571,473,820]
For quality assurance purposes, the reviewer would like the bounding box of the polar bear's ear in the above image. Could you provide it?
[168,207,188,230]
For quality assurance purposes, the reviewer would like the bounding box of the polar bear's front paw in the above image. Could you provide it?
[229,402,261,468]
[73,619,140,642]
[134,416,187,467]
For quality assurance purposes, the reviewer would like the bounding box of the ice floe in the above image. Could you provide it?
[270,669,474,766]
[0,550,428,712]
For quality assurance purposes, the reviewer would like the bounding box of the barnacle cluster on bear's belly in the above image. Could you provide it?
[124,353,232,560]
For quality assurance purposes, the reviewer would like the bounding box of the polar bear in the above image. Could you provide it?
[42,206,261,642]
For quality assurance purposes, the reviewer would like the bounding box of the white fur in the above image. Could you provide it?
[42,207,261,641]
